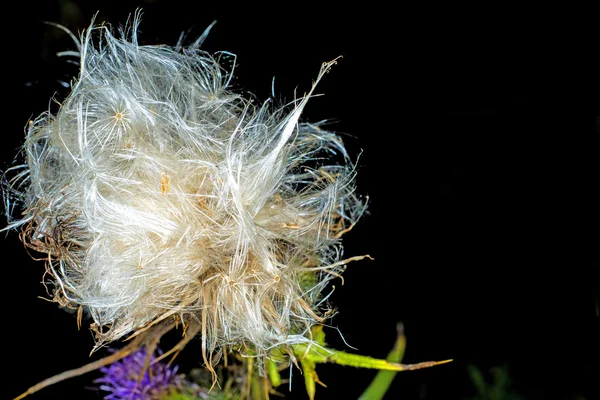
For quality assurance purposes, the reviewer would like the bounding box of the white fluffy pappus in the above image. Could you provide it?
[3,15,367,369]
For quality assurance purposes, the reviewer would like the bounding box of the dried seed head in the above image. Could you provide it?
[3,15,366,363]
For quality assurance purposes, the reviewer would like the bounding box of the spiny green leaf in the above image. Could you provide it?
[292,342,451,371]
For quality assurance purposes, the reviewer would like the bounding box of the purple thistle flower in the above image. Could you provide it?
[95,347,182,400]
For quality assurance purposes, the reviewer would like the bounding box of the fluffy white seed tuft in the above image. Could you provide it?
[3,16,366,363]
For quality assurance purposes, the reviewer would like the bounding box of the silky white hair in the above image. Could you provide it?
[3,15,366,364]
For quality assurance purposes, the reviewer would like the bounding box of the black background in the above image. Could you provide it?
[2,1,598,399]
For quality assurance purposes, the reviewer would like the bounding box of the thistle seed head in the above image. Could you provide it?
[3,14,366,362]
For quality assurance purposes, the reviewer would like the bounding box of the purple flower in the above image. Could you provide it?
[95,347,182,400]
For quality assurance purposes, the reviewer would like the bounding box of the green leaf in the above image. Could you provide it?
[467,364,487,397]
[292,342,450,371]
[358,323,407,400]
